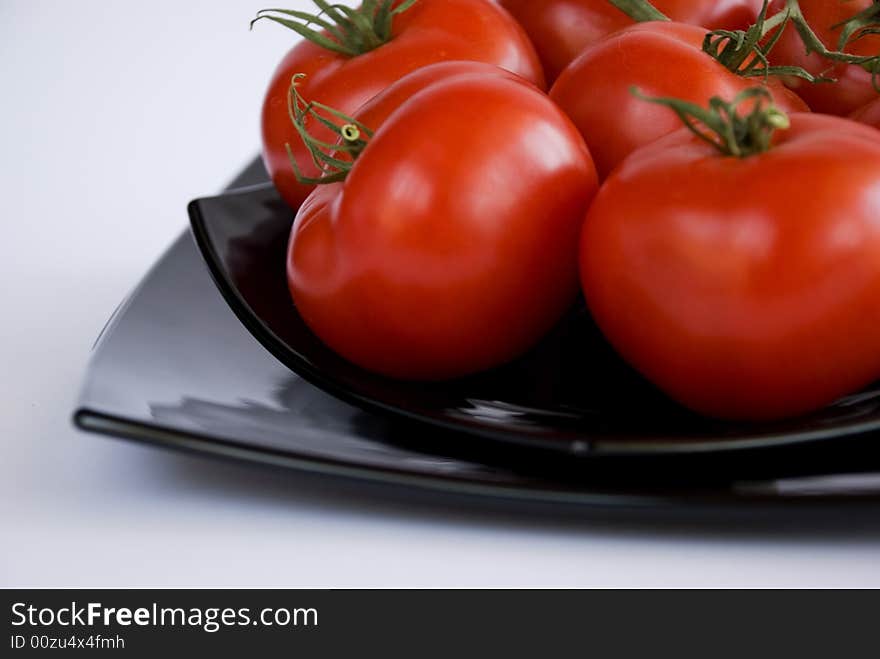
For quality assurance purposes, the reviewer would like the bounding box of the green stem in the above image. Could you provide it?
[632,87,790,158]
[702,1,830,83]
[252,0,419,57]
[782,0,880,88]
[606,0,668,22]
[833,0,880,50]
[286,74,373,185]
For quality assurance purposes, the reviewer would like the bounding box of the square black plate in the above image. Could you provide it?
[74,159,880,505]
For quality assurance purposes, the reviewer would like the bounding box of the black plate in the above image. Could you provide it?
[188,180,880,462]
[73,158,880,503]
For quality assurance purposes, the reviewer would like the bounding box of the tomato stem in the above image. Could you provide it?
[703,1,830,84]
[633,87,789,158]
[251,0,418,57]
[780,0,880,89]
[285,74,374,185]
[701,1,880,90]
[832,0,880,50]
[605,0,668,22]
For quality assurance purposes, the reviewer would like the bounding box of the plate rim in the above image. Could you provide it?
[73,409,880,506]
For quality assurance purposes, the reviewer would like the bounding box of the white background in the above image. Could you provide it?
[2,0,880,587]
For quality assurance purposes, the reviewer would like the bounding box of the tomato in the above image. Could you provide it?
[580,111,880,421]
[260,0,544,211]
[498,0,766,83]
[549,21,808,179]
[287,71,598,380]
[350,61,534,128]
[853,96,880,128]
[769,0,880,115]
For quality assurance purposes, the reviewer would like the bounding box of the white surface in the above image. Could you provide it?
[2,0,880,588]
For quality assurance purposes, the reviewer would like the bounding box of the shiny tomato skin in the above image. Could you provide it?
[853,97,880,129]
[580,113,880,421]
[288,76,599,380]
[769,0,880,116]
[352,60,535,130]
[549,22,808,179]
[261,0,544,211]
[499,0,765,83]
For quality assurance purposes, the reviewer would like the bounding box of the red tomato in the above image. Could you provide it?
[351,61,534,129]
[769,0,880,115]
[260,0,544,211]
[498,0,765,83]
[549,21,808,179]
[287,72,598,380]
[580,112,880,421]
[853,97,880,128]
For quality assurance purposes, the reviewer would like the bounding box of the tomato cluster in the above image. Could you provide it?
[257,0,880,422]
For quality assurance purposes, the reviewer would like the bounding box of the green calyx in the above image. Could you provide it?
[701,0,880,90]
[702,1,829,83]
[252,0,419,57]
[633,86,790,158]
[286,73,374,185]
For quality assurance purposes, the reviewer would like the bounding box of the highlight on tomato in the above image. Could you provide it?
[254,0,544,211]
[768,0,880,116]
[549,3,809,179]
[498,0,766,83]
[580,87,880,421]
[285,66,599,380]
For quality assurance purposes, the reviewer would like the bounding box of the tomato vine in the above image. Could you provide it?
[612,0,880,87]
[605,0,668,22]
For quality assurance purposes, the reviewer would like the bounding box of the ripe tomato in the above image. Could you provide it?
[549,21,808,179]
[287,72,598,380]
[498,0,765,83]
[351,61,534,129]
[260,0,544,211]
[580,111,880,421]
[769,0,880,115]
[853,97,880,128]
